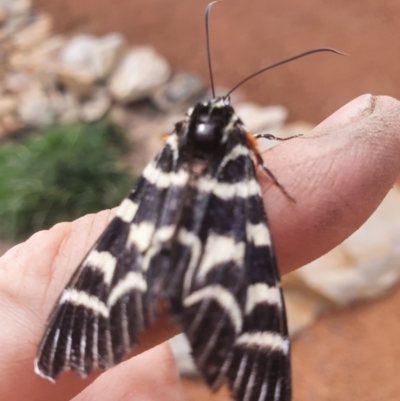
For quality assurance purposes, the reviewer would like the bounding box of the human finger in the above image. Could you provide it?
[71,343,185,401]
[259,94,400,274]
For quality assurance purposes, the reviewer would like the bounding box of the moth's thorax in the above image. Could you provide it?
[183,98,242,150]
[174,98,246,176]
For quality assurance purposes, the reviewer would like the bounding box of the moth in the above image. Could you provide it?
[34,3,341,401]
[35,92,291,400]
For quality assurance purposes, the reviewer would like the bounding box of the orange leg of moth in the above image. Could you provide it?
[246,133,295,202]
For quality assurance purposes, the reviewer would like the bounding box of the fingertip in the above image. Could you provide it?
[260,95,400,274]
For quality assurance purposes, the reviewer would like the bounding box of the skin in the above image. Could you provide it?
[0,94,399,401]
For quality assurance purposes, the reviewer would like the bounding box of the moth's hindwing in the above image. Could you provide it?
[35,98,291,401]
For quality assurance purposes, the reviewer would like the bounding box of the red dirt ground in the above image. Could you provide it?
[31,1,400,399]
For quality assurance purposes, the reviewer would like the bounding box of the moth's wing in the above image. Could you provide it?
[172,141,290,401]
[226,158,291,401]
[35,133,187,381]
[169,142,252,387]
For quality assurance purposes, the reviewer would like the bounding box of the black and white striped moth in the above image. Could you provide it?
[35,96,291,401]
[34,3,342,399]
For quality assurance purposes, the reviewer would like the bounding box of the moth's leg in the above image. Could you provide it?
[254,132,302,141]
[246,133,296,203]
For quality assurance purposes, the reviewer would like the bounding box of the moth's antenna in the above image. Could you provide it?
[205,1,222,98]
[224,47,346,98]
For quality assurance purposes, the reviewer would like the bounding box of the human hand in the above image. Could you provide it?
[0,94,399,401]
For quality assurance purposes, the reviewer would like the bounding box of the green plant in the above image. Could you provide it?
[0,119,134,240]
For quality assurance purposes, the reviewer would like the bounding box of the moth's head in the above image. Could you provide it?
[184,97,239,149]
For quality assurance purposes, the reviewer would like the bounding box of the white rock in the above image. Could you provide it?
[45,91,79,123]
[279,186,400,336]
[60,33,125,81]
[56,67,95,97]
[297,188,400,306]
[235,102,288,133]
[58,94,81,124]
[8,51,34,70]
[109,47,171,103]
[4,72,32,93]
[152,72,204,111]
[18,89,55,127]
[12,13,52,50]
[0,96,18,117]
[0,0,31,15]
[1,15,30,38]
[0,0,31,38]
[9,36,66,72]
[80,88,111,122]
[282,273,332,336]
[31,35,66,68]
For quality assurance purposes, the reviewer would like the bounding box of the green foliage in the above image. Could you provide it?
[0,120,134,240]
